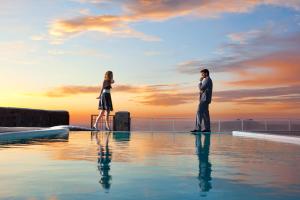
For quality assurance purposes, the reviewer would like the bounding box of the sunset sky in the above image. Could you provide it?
[1,0,300,125]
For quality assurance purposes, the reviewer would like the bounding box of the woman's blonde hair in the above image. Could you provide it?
[104,71,113,81]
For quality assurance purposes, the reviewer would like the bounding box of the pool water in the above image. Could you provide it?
[0,131,299,200]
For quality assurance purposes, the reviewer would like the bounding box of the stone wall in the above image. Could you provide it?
[0,107,69,127]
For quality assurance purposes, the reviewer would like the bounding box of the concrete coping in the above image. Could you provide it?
[232,131,300,146]
[0,126,69,144]
[0,127,44,133]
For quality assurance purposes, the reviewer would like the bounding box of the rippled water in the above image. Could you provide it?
[0,131,299,200]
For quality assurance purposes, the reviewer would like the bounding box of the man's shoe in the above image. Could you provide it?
[201,129,211,133]
[190,129,201,133]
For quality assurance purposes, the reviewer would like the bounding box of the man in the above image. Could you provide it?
[191,69,213,133]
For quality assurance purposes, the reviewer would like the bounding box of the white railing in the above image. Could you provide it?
[130,118,300,134]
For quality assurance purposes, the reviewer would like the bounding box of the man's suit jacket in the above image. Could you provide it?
[199,77,213,104]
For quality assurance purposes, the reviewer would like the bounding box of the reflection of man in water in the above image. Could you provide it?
[195,133,212,195]
[95,132,112,191]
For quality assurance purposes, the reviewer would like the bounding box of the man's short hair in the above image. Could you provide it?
[200,69,210,76]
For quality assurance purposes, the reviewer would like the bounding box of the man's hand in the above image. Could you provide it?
[96,96,100,99]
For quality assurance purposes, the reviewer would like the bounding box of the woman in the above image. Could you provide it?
[93,71,114,131]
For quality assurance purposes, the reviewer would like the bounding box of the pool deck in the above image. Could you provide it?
[0,126,70,144]
[0,126,92,133]
[232,131,300,145]
[0,127,44,133]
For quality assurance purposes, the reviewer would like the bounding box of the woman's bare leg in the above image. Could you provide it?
[93,110,105,129]
[105,110,111,130]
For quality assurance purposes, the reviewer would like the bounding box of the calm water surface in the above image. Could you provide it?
[0,131,299,200]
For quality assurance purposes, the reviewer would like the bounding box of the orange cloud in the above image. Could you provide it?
[49,0,300,42]
[41,81,300,109]
[124,0,300,20]
[71,0,106,4]
[49,15,160,42]
[43,84,179,97]
[227,51,300,87]
[139,92,196,106]
[50,15,127,37]
[43,84,146,97]
[214,85,300,105]
[45,85,99,97]
[177,23,300,88]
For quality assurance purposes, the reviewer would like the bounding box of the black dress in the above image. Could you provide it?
[98,80,113,111]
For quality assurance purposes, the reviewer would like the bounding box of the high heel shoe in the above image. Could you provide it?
[105,127,112,131]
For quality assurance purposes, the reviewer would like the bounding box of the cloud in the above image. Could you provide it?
[69,0,107,4]
[225,50,300,86]
[139,92,196,106]
[177,24,300,87]
[45,85,99,97]
[35,82,300,109]
[214,85,300,105]
[42,84,144,97]
[124,0,300,20]
[31,33,65,45]
[42,83,178,96]
[49,15,127,37]
[38,83,197,106]
[78,8,91,15]
[31,34,48,41]
[47,48,110,58]
[49,15,161,42]
[227,30,262,44]
[115,84,197,106]
[49,0,300,42]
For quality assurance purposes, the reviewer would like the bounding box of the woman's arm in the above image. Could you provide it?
[200,77,209,91]
[97,81,104,99]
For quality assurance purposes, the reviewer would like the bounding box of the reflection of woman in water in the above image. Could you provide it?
[93,71,114,131]
[95,132,112,191]
[195,133,212,195]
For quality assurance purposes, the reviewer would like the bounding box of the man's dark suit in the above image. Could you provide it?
[195,76,213,131]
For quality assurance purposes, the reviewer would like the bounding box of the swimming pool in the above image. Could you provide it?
[0,131,299,200]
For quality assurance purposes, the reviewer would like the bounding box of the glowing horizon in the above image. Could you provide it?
[1,0,300,125]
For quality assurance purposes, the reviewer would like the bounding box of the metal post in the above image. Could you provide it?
[91,115,93,129]
[288,120,291,132]
[241,120,244,131]
[218,120,221,133]
[150,118,153,132]
[172,120,175,132]
[265,120,268,131]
